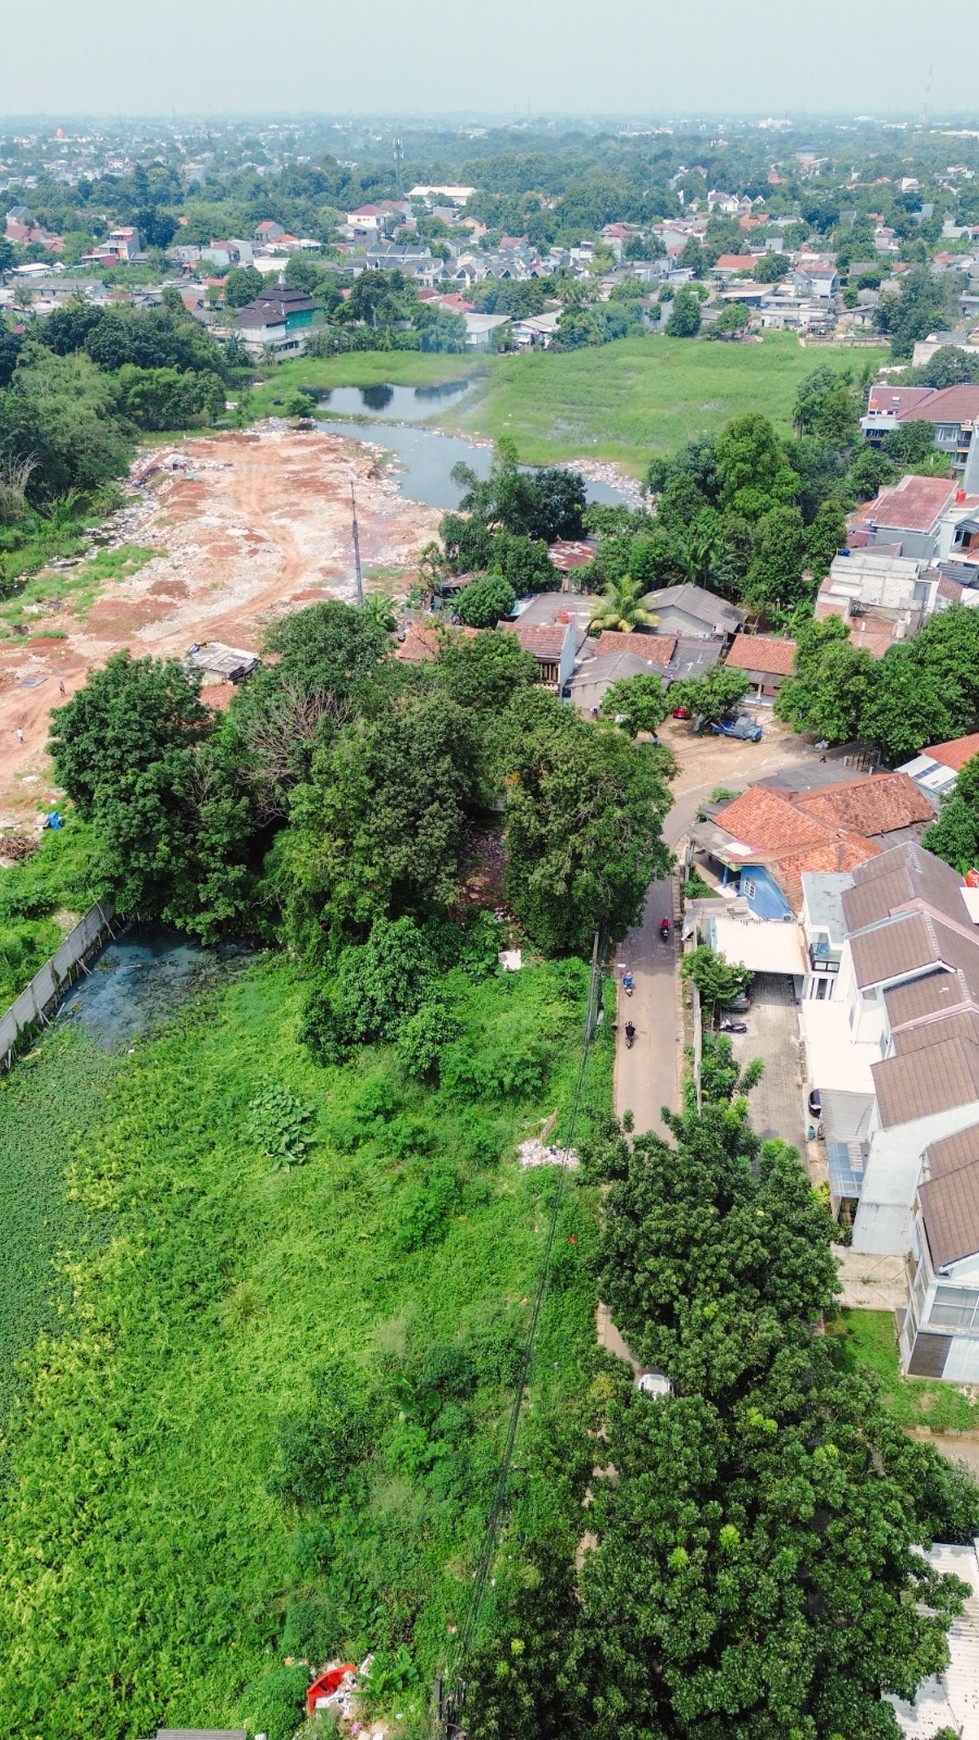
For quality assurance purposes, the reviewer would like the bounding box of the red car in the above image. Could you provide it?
[671,705,691,719]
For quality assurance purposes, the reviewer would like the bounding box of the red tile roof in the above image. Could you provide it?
[395,622,479,663]
[868,383,979,425]
[923,731,979,773]
[724,634,797,677]
[502,621,569,661]
[793,772,934,837]
[708,778,918,908]
[853,473,958,534]
[715,254,757,270]
[594,630,676,665]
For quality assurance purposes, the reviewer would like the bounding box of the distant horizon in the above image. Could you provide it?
[0,0,966,122]
[2,108,979,127]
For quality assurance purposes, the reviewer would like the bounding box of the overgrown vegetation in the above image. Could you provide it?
[0,815,97,1005]
[0,952,608,1739]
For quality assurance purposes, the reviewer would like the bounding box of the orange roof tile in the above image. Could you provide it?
[924,731,979,773]
[724,634,797,677]
[594,630,676,665]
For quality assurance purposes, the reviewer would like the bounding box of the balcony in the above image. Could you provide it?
[808,941,841,974]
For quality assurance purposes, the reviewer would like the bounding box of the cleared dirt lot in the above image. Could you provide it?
[0,426,439,824]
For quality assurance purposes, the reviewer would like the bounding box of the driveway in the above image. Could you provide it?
[720,972,807,1152]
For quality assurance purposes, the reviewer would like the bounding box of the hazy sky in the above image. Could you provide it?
[0,0,970,120]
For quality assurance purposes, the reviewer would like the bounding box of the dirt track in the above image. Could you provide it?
[0,427,439,824]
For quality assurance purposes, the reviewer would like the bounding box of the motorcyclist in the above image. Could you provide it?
[624,1020,636,1046]
[660,916,671,939]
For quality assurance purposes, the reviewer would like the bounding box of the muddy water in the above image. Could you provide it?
[59,925,253,1049]
[318,413,633,513]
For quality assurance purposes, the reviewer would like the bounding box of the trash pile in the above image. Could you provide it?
[517,1137,579,1171]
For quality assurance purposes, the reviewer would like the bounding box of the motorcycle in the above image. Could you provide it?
[659,917,671,942]
[624,1021,636,1049]
[718,1017,747,1034]
[622,971,634,997]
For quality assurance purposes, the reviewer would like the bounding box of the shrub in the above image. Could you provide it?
[396,1000,460,1080]
[242,1665,311,1740]
[248,1083,317,1169]
[393,1156,457,1252]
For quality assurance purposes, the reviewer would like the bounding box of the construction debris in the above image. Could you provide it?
[517,1137,579,1170]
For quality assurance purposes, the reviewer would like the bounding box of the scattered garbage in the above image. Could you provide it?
[518,1137,579,1171]
[498,948,522,971]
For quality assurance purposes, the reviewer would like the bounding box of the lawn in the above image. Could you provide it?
[0,949,609,1740]
[827,1307,979,1432]
[449,334,889,473]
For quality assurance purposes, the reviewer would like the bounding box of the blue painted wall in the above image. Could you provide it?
[738,864,793,920]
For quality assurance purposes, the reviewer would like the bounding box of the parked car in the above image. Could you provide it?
[807,1088,822,1119]
[725,991,751,1012]
[712,714,762,743]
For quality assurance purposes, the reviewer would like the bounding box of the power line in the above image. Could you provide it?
[436,931,606,1738]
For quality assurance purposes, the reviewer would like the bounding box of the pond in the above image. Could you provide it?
[314,379,477,422]
[58,925,253,1050]
[318,402,634,513]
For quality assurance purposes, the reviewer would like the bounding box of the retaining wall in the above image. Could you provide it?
[0,901,116,1066]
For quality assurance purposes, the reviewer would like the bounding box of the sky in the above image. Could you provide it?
[0,0,971,120]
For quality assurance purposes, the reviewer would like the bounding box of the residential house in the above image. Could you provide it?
[816,846,979,1265]
[890,1537,979,1735]
[512,310,562,348]
[93,226,140,264]
[345,202,404,236]
[463,311,510,348]
[712,254,758,278]
[407,185,475,208]
[862,382,979,476]
[235,286,317,359]
[899,731,979,803]
[640,583,744,640]
[815,549,938,647]
[723,633,797,698]
[501,618,579,691]
[692,773,931,917]
[395,623,479,663]
[848,474,961,562]
[568,648,669,716]
[200,238,254,270]
[253,220,285,245]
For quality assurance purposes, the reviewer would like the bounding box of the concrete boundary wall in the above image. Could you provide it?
[0,901,116,1066]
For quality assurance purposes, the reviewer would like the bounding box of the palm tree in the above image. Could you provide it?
[589,576,657,634]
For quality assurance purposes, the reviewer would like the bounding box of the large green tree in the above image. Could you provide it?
[502,694,672,956]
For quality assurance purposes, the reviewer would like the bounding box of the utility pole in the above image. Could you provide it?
[350,483,364,607]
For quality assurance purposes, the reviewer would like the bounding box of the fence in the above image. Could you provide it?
[0,901,117,1068]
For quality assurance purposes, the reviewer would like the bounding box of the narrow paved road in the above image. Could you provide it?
[614,875,678,1138]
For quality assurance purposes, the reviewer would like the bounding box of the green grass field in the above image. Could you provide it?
[450,334,889,473]
[0,950,608,1740]
[251,334,886,476]
[828,1307,979,1432]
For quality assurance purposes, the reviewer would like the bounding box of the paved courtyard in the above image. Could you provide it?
[725,972,807,1154]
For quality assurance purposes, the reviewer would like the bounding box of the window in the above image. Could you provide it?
[741,878,757,900]
[929,1284,979,1331]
